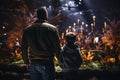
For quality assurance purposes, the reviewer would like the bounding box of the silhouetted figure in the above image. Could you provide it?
[61,32,83,80]
[21,7,62,80]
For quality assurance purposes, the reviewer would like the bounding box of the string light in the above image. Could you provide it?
[2,26,5,29]
[4,33,7,36]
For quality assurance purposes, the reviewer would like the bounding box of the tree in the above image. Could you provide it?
[102,21,120,64]
[0,0,29,48]
[111,21,120,64]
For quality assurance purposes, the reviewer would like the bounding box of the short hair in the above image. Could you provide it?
[37,7,48,20]
[65,32,76,44]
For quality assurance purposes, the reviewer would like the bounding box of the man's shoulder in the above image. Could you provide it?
[25,23,38,30]
[42,22,57,30]
[25,23,34,29]
[25,22,57,32]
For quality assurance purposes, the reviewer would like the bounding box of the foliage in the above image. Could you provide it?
[101,62,120,71]
[101,21,120,64]
[0,0,29,48]
[81,61,102,70]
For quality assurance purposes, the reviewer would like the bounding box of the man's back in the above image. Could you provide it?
[22,21,61,64]
[21,7,62,80]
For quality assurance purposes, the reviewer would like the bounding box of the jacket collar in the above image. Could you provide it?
[35,19,48,23]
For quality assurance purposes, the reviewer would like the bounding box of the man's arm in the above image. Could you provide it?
[21,30,29,64]
[52,28,63,64]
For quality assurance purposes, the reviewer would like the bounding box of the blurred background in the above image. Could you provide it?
[0,0,120,80]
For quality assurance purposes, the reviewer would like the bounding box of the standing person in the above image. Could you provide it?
[21,7,62,80]
[61,32,83,80]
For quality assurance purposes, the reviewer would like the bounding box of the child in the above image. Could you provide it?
[61,32,83,80]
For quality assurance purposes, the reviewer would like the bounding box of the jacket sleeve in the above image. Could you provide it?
[52,28,63,64]
[21,30,29,64]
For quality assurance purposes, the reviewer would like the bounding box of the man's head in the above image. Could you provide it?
[65,32,76,44]
[37,7,48,20]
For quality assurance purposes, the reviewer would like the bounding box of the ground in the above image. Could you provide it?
[0,63,120,80]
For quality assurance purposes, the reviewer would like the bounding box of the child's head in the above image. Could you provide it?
[65,32,76,44]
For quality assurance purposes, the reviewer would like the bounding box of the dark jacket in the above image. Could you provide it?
[21,21,61,65]
[61,44,83,70]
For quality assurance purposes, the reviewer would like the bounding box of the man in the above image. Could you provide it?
[21,7,62,80]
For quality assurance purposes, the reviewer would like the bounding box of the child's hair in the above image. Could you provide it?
[65,32,76,44]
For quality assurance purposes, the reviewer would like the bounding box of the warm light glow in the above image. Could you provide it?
[82,22,84,26]
[4,33,7,35]
[66,29,69,33]
[69,26,71,28]
[92,16,96,20]
[77,19,80,23]
[94,37,99,43]
[85,24,88,27]
[118,54,120,60]
[15,49,22,58]
[104,22,107,29]
[61,32,64,39]
[107,58,115,63]
[73,22,76,26]
[72,28,76,33]
[8,42,14,48]
[2,26,5,29]
[91,23,93,27]
[82,51,94,61]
